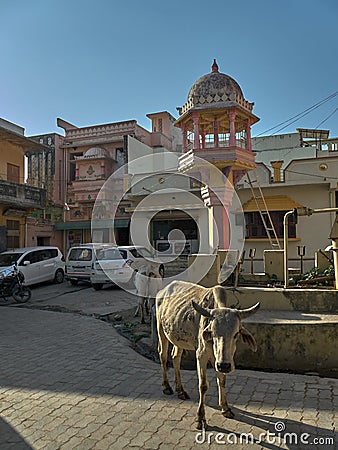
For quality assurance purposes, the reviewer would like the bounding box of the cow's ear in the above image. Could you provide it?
[240,327,257,352]
[202,324,213,341]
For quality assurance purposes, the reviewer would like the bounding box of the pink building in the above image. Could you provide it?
[55,113,180,253]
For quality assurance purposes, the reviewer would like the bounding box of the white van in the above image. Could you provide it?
[0,246,65,286]
[65,243,113,285]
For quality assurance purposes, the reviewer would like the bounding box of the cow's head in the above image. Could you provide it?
[192,301,260,374]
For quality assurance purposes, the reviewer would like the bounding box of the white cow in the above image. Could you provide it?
[134,265,163,324]
[156,280,259,430]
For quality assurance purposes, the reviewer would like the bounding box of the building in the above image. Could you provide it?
[55,112,181,253]
[237,128,338,273]
[25,133,65,249]
[175,59,259,251]
[123,60,259,261]
[0,118,46,251]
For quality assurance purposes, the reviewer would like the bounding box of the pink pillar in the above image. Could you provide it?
[229,110,236,147]
[201,131,206,149]
[214,204,230,249]
[182,123,188,153]
[213,121,219,148]
[192,112,200,149]
[246,119,252,152]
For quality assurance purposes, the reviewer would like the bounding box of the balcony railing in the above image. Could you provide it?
[0,180,46,209]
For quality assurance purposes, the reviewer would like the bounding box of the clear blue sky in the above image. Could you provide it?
[1,0,337,138]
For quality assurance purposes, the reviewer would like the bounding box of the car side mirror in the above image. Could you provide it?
[23,260,30,266]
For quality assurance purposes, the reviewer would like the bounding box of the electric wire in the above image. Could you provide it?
[254,91,338,144]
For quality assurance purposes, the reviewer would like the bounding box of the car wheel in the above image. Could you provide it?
[92,283,103,291]
[70,279,78,286]
[54,269,64,284]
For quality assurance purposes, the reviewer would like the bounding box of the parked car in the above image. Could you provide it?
[118,246,165,277]
[65,243,113,285]
[90,246,133,290]
[0,246,65,286]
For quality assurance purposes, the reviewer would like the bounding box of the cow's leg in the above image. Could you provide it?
[134,304,139,317]
[135,298,146,323]
[171,346,190,400]
[134,297,141,317]
[209,354,234,419]
[140,297,146,324]
[157,321,173,395]
[196,349,210,430]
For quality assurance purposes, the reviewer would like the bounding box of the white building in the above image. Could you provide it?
[236,128,338,274]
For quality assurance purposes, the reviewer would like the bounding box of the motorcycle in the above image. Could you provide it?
[0,264,31,303]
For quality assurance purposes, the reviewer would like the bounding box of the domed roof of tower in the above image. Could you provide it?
[188,59,244,103]
[176,59,256,118]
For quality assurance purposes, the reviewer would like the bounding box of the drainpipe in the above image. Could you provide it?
[332,239,338,290]
[283,210,295,288]
[329,217,338,290]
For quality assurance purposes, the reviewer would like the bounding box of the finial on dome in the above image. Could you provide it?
[212,59,219,73]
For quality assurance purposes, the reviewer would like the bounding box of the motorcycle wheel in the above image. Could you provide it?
[12,286,31,303]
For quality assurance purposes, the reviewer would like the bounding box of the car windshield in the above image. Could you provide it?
[129,247,153,258]
[96,248,123,260]
[0,253,23,266]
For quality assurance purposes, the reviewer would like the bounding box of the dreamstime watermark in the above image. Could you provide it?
[195,421,335,447]
[91,152,246,293]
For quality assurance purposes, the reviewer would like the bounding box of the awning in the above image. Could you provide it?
[54,219,130,230]
[242,195,302,212]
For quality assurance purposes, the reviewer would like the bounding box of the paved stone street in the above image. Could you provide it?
[0,286,337,449]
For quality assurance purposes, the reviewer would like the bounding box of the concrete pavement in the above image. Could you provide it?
[0,290,337,449]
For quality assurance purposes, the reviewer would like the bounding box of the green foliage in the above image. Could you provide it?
[302,265,334,280]
[296,265,335,286]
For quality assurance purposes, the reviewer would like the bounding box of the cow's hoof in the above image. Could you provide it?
[163,387,174,395]
[222,408,235,419]
[196,419,207,430]
[177,390,190,400]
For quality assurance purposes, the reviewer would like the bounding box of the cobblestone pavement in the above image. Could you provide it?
[0,306,337,450]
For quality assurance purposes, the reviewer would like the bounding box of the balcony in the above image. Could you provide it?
[178,145,256,173]
[0,180,46,210]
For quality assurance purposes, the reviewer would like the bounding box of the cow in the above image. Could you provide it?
[156,280,260,430]
[134,265,163,324]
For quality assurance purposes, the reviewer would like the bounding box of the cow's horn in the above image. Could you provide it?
[237,302,260,319]
[191,301,212,318]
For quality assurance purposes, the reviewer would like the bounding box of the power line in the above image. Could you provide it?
[254,91,338,144]
[315,107,338,130]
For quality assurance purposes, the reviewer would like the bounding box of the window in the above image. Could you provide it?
[7,164,20,183]
[0,252,23,266]
[96,248,122,260]
[19,251,41,265]
[37,249,57,261]
[68,248,92,261]
[245,211,296,239]
[6,220,20,248]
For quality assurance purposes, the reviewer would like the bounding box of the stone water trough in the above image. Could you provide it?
[223,287,338,377]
